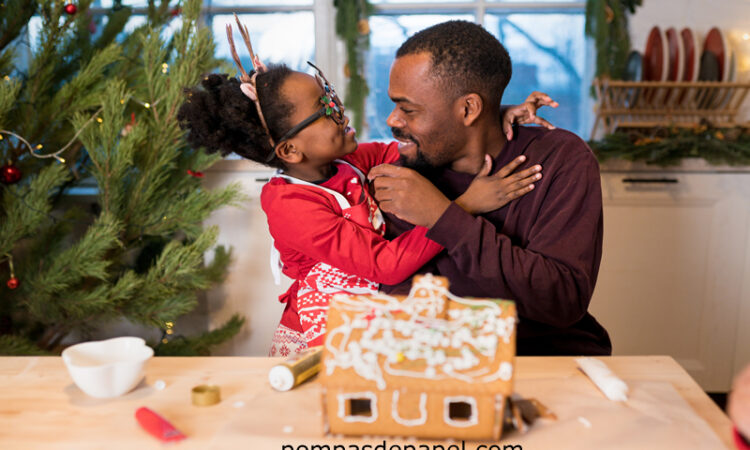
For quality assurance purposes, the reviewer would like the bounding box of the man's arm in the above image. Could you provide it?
[426,147,602,327]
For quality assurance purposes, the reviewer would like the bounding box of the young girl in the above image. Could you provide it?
[177,22,550,356]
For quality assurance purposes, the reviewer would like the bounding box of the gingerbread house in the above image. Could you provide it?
[319,274,517,440]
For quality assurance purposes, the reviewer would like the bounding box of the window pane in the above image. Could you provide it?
[211,13,314,72]
[364,14,474,140]
[485,13,589,137]
[364,13,589,140]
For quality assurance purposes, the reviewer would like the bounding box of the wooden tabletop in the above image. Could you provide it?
[0,355,733,449]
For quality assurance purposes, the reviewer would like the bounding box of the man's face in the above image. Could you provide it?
[387,53,464,174]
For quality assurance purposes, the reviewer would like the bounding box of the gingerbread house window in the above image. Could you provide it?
[350,399,372,416]
[444,396,478,427]
[338,392,378,423]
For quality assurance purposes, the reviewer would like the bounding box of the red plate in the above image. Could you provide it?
[665,28,683,82]
[643,26,667,81]
[680,28,700,81]
[703,27,726,81]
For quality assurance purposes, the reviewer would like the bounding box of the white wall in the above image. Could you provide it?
[202,160,290,356]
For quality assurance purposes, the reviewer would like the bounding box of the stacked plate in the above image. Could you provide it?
[627,26,735,108]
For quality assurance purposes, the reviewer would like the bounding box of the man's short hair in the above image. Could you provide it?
[396,20,512,112]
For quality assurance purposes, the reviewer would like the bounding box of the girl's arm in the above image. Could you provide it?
[262,186,442,285]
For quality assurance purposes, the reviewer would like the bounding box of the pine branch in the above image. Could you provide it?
[0,163,70,254]
[0,0,37,53]
[154,314,245,356]
[0,76,22,126]
[590,126,750,166]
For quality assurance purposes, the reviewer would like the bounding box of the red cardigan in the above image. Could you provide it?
[261,141,443,332]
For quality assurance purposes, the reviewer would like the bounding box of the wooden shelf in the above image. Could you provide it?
[591,79,750,139]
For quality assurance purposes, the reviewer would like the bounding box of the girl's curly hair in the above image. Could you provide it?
[177,65,294,169]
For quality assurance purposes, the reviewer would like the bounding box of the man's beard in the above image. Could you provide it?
[392,127,445,179]
[397,151,444,180]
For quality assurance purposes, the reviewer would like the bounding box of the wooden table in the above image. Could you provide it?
[0,356,733,449]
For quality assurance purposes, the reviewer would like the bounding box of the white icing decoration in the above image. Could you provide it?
[578,416,592,428]
[443,396,478,427]
[391,391,427,427]
[337,391,378,423]
[324,275,516,389]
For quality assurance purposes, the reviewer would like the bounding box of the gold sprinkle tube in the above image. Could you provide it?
[268,346,322,391]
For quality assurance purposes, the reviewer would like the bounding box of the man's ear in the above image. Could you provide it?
[275,141,303,164]
[459,93,483,127]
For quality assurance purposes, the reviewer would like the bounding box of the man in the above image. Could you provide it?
[369,20,611,356]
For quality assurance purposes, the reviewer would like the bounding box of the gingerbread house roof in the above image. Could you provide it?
[320,274,517,395]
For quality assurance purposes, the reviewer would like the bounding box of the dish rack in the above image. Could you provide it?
[591,78,750,139]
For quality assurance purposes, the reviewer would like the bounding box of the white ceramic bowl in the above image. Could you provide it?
[62,337,154,398]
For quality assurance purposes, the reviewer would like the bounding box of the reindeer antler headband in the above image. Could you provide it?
[226,14,275,149]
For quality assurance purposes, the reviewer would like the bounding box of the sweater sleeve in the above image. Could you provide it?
[343,141,400,173]
[263,186,443,285]
[426,142,603,328]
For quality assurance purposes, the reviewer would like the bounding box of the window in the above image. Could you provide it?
[444,396,479,426]
[349,398,373,416]
[23,1,589,139]
[448,401,474,420]
[365,1,590,140]
[337,391,378,423]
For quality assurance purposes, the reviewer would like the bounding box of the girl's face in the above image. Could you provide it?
[279,72,358,167]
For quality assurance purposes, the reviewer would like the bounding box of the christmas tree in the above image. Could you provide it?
[0,0,245,355]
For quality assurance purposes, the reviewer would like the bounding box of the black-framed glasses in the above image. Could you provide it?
[270,62,345,155]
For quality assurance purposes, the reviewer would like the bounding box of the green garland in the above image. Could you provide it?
[589,125,750,167]
[585,0,642,81]
[334,0,373,133]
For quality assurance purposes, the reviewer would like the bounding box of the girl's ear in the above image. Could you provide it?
[275,141,303,164]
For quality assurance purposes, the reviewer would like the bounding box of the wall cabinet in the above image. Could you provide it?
[590,161,750,391]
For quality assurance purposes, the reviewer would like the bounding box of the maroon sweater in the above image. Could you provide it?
[382,126,612,356]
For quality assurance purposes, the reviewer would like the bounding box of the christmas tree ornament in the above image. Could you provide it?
[6,276,19,289]
[5,254,19,290]
[186,169,204,178]
[1,162,22,184]
[64,3,77,15]
[171,7,181,17]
